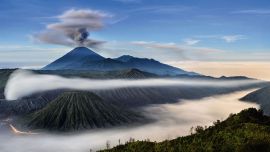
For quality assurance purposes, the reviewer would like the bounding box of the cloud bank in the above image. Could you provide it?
[0,89,259,152]
[32,9,110,47]
[5,69,262,100]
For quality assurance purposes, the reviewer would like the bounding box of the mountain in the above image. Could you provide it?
[42,47,197,76]
[100,108,270,152]
[0,90,62,118]
[27,91,143,131]
[43,47,105,70]
[116,68,157,79]
[115,55,197,76]
[240,86,270,115]
[0,69,16,89]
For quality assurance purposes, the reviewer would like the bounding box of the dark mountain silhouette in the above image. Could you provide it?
[42,47,197,76]
[241,86,270,115]
[27,91,143,131]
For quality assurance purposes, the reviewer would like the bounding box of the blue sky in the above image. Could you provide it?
[0,0,270,68]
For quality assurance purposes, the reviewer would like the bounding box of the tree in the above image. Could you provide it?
[106,140,110,149]
[190,126,194,135]
[195,126,204,134]
[213,119,221,126]
[118,139,121,145]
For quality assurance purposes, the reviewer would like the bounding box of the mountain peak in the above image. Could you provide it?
[42,47,104,70]
[68,47,103,57]
[115,55,135,62]
[27,91,142,131]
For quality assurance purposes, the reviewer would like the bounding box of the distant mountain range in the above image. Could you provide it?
[42,47,197,76]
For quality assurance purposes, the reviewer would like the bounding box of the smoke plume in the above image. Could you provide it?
[33,9,110,47]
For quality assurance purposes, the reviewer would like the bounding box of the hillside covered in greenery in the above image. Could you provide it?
[101,108,270,152]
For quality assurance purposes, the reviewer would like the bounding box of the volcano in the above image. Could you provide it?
[27,91,143,131]
[43,47,105,70]
[42,47,197,76]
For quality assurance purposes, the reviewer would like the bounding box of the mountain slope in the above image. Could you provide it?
[0,69,16,89]
[79,58,128,71]
[241,86,270,115]
[42,47,105,70]
[27,91,143,131]
[115,55,197,76]
[101,108,270,152]
[0,90,62,118]
[116,69,157,79]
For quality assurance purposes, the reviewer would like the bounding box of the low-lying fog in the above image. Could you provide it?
[5,69,262,100]
[0,89,259,152]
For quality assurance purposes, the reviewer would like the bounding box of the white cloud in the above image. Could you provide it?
[194,34,247,43]
[128,5,193,14]
[221,35,246,43]
[125,41,224,61]
[130,41,222,54]
[131,41,184,52]
[113,0,141,3]
[183,38,200,45]
[232,9,270,15]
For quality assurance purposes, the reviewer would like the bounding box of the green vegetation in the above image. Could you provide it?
[27,91,143,131]
[100,108,270,152]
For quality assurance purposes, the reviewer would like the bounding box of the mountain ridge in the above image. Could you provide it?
[42,47,197,76]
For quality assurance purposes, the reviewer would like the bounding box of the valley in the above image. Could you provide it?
[0,89,260,151]
[1,1,269,151]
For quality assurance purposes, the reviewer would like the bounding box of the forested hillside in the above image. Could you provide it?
[101,108,270,152]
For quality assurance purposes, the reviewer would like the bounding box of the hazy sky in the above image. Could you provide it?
[0,0,270,79]
[170,61,270,81]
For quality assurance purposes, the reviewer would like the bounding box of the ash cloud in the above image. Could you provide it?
[33,9,110,47]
